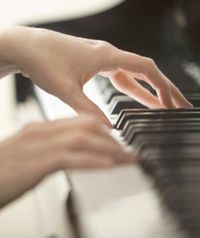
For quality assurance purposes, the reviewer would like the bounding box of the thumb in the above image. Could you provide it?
[67,90,112,128]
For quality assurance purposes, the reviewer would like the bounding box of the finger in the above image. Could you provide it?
[111,70,162,108]
[34,115,102,135]
[62,152,115,168]
[67,90,112,127]
[44,151,115,170]
[168,81,193,108]
[144,69,176,109]
[57,131,119,154]
[115,51,176,108]
[53,130,132,163]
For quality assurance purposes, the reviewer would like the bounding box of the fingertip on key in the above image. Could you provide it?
[185,102,194,109]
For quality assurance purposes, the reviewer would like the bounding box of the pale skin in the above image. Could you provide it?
[0,26,192,208]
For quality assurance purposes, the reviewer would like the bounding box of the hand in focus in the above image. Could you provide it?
[0,26,192,126]
[0,115,132,208]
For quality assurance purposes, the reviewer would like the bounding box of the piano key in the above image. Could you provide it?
[182,93,200,107]
[141,155,200,180]
[141,162,200,183]
[188,100,200,107]
[109,95,139,108]
[115,109,200,130]
[138,138,200,156]
[94,75,111,93]
[132,132,200,155]
[103,87,124,103]
[121,118,200,138]
[115,108,200,129]
[125,123,200,145]
[109,96,146,114]
[185,93,200,98]
[140,142,200,159]
[138,146,200,238]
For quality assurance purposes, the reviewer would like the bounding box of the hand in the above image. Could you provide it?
[0,115,132,208]
[0,26,192,127]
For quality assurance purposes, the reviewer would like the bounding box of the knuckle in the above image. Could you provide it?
[144,57,156,67]
[114,71,124,81]
[142,57,158,76]
[95,40,117,66]
[157,78,169,91]
[96,40,113,50]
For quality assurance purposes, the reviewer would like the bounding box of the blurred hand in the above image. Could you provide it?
[0,26,192,126]
[0,115,132,208]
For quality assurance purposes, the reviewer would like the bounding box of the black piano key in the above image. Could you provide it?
[121,118,200,138]
[188,99,200,107]
[115,108,200,129]
[185,93,200,107]
[117,109,183,129]
[140,142,200,161]
[140,147,200,183]
[141,151,200,172]
[132,132,200,154]
[125,124,200,145]
[138,137,200,156]
[124,123,171,144]
[122,120,200,140]
[187,99,200,107]
[109,96,146,114]
[141,157,200,181]
[185,93,200,98]
[115,109,200,130]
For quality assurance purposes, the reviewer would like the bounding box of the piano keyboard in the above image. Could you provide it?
[93,75,200,238]
[34,68,200,238]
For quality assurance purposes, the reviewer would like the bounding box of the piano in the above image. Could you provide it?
[29,1,200,238]
[34,63,200,238]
